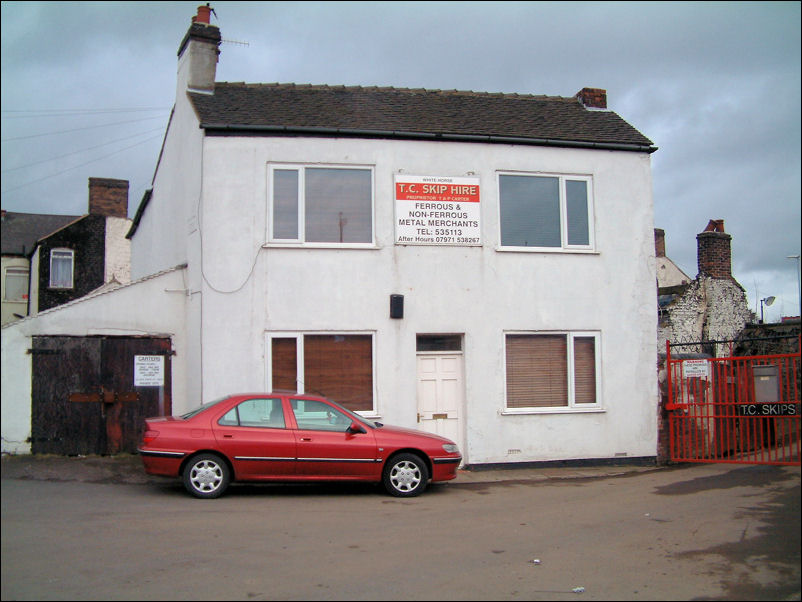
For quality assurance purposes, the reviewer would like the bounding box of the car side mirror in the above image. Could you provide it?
[347,422,367,435]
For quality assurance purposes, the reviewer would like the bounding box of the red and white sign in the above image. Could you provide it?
[683,359,709,379]
[394,175,481,245]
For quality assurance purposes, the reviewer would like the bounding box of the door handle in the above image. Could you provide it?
[300,437,312,442]
[223,434,233,438]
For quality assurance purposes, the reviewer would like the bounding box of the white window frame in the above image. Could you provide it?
[265,331,378,416]
[502,330,603,414]
[3,266,29,301]
[497,171,595,253]
[267,163,376,248]
[49,248,74,289]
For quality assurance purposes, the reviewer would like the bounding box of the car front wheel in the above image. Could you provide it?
[382,453,429,497]
[183,453,230,499]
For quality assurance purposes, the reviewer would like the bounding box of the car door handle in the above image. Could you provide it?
[300,437,312,442]
[223,434,233,438]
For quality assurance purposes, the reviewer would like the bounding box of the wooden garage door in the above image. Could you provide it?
[31,336,172,455]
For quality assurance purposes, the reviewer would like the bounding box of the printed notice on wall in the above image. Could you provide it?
[135,355,164,387]
[395,175,481,245]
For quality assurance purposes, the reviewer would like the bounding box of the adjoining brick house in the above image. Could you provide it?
[28,178,132,316]
[654,227,691,291]
[655,222,798,464]
[657,219,752,357]
[2,212,79,325]
[655,219,753,463]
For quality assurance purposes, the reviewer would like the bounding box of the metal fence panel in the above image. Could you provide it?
[666,338,800,465]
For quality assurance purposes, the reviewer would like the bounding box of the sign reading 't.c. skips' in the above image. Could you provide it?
[394,175,481,246]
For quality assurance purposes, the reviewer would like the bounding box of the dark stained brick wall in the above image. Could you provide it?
[37,215,106,312]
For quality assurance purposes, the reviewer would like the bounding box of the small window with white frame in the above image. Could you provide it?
[49,248,74,289]
[504,331,601,412]
[3,266,29,301]
[498,172,594,251]
[268,164,374,246]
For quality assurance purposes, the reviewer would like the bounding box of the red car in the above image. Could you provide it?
[138,393,462,498]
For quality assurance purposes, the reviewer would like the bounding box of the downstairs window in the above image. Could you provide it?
[268,333,375,414]
[505,332,600,411]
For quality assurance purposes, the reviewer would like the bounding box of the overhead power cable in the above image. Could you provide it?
[0,134,163,195]
[1,115,168,142]
[1,107,170,117]
[1,126,165,174]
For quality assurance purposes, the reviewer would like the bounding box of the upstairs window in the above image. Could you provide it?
[269,165,374,245]
[49,249,74,289]
[498,173,593,250]
[3,267,29,301]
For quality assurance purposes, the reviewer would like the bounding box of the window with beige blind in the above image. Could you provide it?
[504,332,600,411]
[267,333,375,414]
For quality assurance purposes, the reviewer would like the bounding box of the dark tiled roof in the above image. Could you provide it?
[189,83,655,151]
[1,212,82,256]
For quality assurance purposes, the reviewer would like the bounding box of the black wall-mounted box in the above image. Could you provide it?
[390,294,404,319]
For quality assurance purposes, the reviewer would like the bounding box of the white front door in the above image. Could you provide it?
[416,353,464,462]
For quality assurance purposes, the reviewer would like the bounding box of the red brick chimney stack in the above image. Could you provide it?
[193,4,212,24]
[697,219,733,279]
[575,88,607,109]
[88,178,129,218]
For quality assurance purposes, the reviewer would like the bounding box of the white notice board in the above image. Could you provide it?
[135,355,164,387]
[682,359,709,379]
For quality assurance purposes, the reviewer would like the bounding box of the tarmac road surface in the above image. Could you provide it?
[1,456,800,601]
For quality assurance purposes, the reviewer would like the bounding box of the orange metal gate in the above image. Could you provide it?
[665,337,800,465]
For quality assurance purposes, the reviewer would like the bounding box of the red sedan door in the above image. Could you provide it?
[289,398,380,478]
[213,397,297,478]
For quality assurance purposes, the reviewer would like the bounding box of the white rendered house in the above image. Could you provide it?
[127,6,659,466]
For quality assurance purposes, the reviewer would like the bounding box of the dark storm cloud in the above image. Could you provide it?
[1,1,799,320]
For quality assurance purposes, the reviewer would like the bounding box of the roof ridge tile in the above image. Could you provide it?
[213,80,576,101]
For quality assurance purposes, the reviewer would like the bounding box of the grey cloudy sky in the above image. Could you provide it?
[2,1,800,323]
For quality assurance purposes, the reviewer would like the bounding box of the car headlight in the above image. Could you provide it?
[442,444,459,454]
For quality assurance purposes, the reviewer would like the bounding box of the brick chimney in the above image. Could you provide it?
[654,228,666,258]
[575,87,607,109]
[177,4,221,94]
[89,178,129,218]
[697,219,733,279]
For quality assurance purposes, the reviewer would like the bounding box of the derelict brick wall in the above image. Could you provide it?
[37,215,106,312]
[658,276,752,356]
